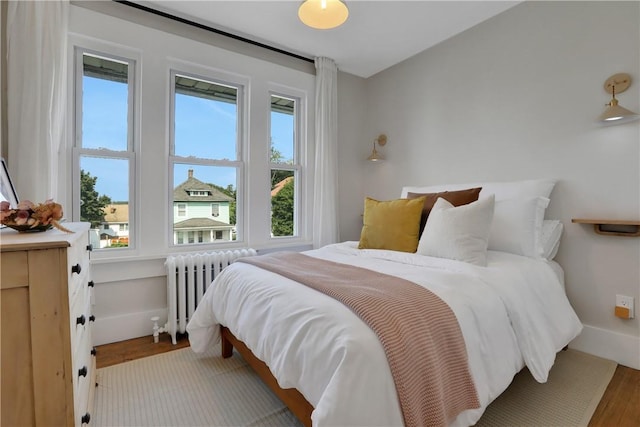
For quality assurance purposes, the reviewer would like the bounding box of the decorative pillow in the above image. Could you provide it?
[407,187,482,234]
[401,179,556,201]
[416,195,495,266]
[358,196,425,253]
[540,220,563,260]
[487,197,550,258]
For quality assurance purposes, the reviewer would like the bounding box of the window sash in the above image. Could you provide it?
[169,68,245,247]
[73,46,136,251]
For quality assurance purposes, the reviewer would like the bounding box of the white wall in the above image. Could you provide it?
[67,3,316,345]
[344,1,639,368]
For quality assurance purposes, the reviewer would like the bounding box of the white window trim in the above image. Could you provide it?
[71,41,140,255]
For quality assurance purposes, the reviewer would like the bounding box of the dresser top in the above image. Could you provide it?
[0,222,90,252]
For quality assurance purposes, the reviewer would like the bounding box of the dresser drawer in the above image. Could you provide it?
[0,251,28,289]
[70,289,92,359]
[67,238,91,300]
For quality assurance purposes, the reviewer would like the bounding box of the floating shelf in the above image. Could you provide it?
[572,219,640,237]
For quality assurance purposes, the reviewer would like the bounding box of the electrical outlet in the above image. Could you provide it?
[616,295,635,319]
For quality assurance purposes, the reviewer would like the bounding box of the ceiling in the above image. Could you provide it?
[135,1,521,78]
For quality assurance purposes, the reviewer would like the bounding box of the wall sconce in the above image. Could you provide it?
[298,0,349,30]
[367,134,387,162]
[598,73,639,124]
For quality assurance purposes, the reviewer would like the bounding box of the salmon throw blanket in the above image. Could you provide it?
[237,252,480,427]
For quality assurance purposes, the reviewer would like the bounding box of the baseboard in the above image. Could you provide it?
[569,324,640,370]
[93,308,168,346]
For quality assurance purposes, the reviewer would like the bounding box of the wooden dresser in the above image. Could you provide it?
[1,222,96,426]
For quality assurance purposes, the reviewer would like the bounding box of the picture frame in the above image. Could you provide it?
[0,157,19,208]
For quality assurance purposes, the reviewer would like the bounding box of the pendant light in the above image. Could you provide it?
[298,0,349,30]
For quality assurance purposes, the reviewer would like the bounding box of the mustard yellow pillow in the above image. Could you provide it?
[358,196,426,252]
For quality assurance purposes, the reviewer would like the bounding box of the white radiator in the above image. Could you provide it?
[164,249,257,344]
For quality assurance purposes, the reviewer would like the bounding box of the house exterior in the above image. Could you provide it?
[172,170,235,244]
[101,203,129,246]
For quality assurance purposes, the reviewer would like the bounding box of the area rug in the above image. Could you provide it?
[93,346,616,426]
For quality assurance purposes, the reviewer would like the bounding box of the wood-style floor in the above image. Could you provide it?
[96,336,640,426]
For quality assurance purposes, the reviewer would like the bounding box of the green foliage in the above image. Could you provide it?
[271,178,294,236]
[270,145,292,188]
[80,170,112,228]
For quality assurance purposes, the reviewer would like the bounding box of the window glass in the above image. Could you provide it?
[171,73,241,246]
[270,95,297,238]
[174,75,237,160]
[77,51,133,250]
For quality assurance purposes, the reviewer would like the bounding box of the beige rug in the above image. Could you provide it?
[94,346,616,426]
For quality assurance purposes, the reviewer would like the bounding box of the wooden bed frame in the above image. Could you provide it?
[221,326,314,427]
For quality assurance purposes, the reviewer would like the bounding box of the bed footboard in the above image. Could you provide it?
[220,326,313,427]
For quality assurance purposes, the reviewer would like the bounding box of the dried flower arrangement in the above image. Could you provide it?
[0,199,72,233]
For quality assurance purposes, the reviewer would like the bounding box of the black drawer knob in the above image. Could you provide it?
[72,264,82,274]
[76,315,86,326]
[78,366,88,377]
[86,244,93,252]
[89,315,96,322]
[88,280,95,288]
[81,413,91,424]
[91,347,97,356]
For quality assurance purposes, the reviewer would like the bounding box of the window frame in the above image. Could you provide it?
[168,67,247,248]
[268,90,303,241]
[72,45,138,253]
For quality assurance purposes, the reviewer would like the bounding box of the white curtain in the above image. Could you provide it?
[313,57,339,248]
[6,0,68,203]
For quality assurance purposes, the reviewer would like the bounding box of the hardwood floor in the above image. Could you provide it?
[96,336,640,425]
[95,333,190,368]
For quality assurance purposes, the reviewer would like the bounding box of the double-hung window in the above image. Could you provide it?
[74,49,135,250]
[170,71,243,246]
[270,94,300,238]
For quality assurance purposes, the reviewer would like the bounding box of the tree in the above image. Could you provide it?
[270,145,292,188]
[271,178,294,236]
[80,170,112,228]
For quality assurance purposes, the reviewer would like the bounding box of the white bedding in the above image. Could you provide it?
[187,242,582,426]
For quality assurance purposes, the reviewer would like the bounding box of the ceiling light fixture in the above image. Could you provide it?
[298,0,349,30]
[598,73,639,124]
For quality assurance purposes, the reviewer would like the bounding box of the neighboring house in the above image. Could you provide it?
[173,170,235,244]
[97,203,129,248]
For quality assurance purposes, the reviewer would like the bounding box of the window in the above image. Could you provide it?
[74,49,135,250]
[270,94,299,238]
[170,72,242,246]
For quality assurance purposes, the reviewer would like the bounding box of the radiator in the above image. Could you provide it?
[164,249,257,344]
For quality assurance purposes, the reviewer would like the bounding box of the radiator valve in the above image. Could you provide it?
[151,316,168,343]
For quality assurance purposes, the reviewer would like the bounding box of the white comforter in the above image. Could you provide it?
[187,242,582,426]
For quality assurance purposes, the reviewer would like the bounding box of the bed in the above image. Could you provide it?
[187,179,583,427]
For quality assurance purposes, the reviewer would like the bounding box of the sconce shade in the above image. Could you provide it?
[298,0,349,30]
[598,73,640,124]
[598,99,640,123]
[367,143,383,161]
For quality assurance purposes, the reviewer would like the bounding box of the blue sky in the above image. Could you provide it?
[82,76,294,202]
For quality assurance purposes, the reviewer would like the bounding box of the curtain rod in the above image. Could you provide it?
[115,1,314,64]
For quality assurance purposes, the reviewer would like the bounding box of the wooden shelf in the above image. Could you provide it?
[572,219,640,237]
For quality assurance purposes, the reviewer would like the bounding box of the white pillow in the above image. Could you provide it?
[401,179,556,201]
[488,197,550,258]
[540,220,563,260]
[417,195,495,266]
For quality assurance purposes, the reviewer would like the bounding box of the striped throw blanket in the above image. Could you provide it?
[238,252,480,427]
